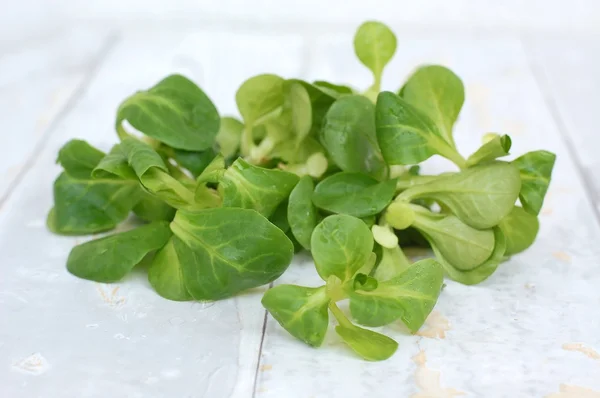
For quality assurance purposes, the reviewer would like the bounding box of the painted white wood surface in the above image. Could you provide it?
[0,28,110,201]
[256,33,600,397]
[1,23,600,398]
[525,37,600,213]
[0,29,306,397]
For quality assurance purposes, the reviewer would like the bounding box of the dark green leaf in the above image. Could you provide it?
[67,222,171,282]
[288,176,319,250]
[312,172,396,218]
[219,158,299,218]
[311,214,374,281]
[170,147,218,178]
[117,74,220,151]
[133,192,176,222]
[262,285,330,347]
[270,200,290,233]
[513,150,556,215]
[170,208,294,300]
[57,139,106,179]
[48,172,142,235]
[321,95,387,180]
[350,259,443,330]
[375,91,464,167]
[498,206,539,256]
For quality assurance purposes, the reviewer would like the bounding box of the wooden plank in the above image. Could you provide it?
[256,32,600,397]
[0,30,306,397]
[0,28,111,201]
[524,36,600,214]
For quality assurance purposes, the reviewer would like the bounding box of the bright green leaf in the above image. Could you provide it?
[350,259,443,331]
[219,158,299,218]
[400,65,464,146]
[311,214,374,281]
[411,208,495,271]
[353,21,397,89]
[335,323,398,361]
[216,116,244,159]
[466,134,512,167]
[498,206,539,256]
[398,162,521,229]
[513,150,556,215]
[262,285,330,347]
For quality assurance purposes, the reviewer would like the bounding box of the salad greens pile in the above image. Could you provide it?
[48,21,555,361]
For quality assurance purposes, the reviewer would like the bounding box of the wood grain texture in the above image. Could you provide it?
[0,29,306,398]
[0,28,110,203]
[524,37,600,213]
[256,33,600,397]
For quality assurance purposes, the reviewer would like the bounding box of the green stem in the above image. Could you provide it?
[437,145,467,170]
[240,124,254,157]
[328,302,353,328]
[116,124,130,141]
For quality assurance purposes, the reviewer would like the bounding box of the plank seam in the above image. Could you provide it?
[0,32,121,212]
[520,36,600,226]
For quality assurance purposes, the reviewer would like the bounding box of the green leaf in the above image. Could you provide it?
[262,285,330,347]
[335,323,398,361]
[270,200,290,233]
[170,147,218,178]
[311,214,374,281]
[312,172,396,218]
[288,176,319,250]
[236,74,285,155]
[466,134,512,167]
[170,208,294,300]
[67,222,172,282]
[48,172,142,235]
[411,209,495,271]
[398,162,521,229]
[312,81,354,97]
[133,192,176,222]
[373,245,411,281]
[148,237,192,301]
[376,91,465,167]
[400,65,464,146]
[57,139,106,179]
[289,80,338,138]
[236,74,285,125]
[353,21,397,89]
[117,74,220,151]
[216,117,244,158]
[434,227,507,285]
[119,138,196,208]
[498,206,539,256]
[285,81,312,145]
[321,95,387,180]
[513,150,556,215]
[92,144,137,180]
[219,158,299,218]
[350,259,443,331]
[353,273,379,291]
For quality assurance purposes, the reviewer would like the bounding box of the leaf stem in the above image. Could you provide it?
[240,125,254,157]
[328,301,353,328]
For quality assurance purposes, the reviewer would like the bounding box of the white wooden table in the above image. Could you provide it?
[1,3,600,397]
